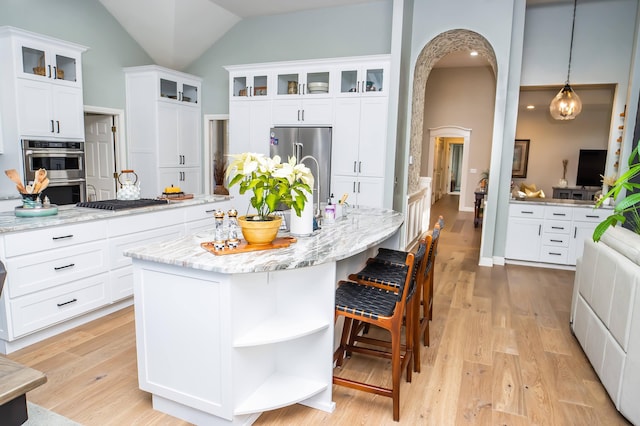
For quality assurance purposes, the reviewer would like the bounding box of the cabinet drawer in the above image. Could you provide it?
[542,234,569,247]
[6,241,108,298]
[540,246,568,263]
[108,208,184,237]
[509,203,544,219]
[573,207,609,222]
[543,220,571,234]
[109,225,183,269]
[10,272,109,338]
[4,221,107,257]
[545,206,573,220]
[183,202,231,223]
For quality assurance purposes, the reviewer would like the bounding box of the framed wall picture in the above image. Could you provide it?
[512,139,530,178]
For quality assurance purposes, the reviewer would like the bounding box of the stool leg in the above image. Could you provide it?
[335,317,353,367]
[391,323,401,421]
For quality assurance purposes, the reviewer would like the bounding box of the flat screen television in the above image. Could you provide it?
[576,149,607,187]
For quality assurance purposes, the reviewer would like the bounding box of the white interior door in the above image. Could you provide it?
[85,115,116,200]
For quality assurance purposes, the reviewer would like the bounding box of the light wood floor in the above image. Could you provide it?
[8,195,631,425]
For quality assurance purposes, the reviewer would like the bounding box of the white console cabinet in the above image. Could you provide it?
[505,202,610,267]
[124,65,203,197]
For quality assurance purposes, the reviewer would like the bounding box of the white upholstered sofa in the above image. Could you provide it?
[571,226,640,425]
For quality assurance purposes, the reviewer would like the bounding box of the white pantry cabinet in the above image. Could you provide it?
[0,26,87,150]
[124,65,203,198]
[225,55,390,208]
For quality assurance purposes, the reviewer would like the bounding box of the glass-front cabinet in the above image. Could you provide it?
[231,73,269,99]
[275,66,331,96]
[160,77,199,104]
[337,62,389,96]
[16,39,84,87]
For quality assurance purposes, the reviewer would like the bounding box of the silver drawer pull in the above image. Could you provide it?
[585,215,600,218]
[551,226,564,230]
[57,298,77,307]
[550,239,563,243]
[52,235,74,240]
[521,211,534,214]
[549,252,562,256]
[552,213,566,216]
[54,263,75,271]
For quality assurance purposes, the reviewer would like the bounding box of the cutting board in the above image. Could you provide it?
[201,236,297,256]
[159,193,194,200]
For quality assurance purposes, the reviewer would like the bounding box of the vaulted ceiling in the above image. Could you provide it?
[99,0,569,70]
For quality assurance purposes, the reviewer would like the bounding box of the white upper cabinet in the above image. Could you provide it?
[336,61,389,97]
[274,65,332,97]
[230,72,269,100]
[159,76,199,104]
[0,26,88,147]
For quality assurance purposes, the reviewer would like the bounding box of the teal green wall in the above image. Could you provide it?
[0,0,153,108]
[187,0,393,114]
[0,0,391,112]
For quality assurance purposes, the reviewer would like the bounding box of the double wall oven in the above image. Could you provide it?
[22,140,86,204]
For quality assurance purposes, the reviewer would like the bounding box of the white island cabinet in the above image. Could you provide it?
[125,207,403,425]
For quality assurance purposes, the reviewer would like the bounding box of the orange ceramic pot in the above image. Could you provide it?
[238,215,282,245]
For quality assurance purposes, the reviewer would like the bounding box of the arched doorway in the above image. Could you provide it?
[406,29,498,258]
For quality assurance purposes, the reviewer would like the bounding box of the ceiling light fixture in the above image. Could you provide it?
[550,0,582,120]
[470,51,478,57]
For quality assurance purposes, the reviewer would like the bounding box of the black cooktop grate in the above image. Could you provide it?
[76,199,169,211]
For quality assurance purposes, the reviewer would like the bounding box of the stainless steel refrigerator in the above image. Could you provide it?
[269,127,332,211]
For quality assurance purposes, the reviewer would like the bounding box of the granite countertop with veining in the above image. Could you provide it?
[0,195,231,234]
[509,197,614,209]
[124,207,404,274]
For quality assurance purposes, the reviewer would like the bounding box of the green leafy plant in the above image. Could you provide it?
[226,152,313,220]
[593,144,640,241]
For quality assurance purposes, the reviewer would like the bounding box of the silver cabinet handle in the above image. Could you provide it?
[353,161,357,173]
[301,110,305,121]
[57,298,77,307]
[538,225,541,236]
[47,64,52,78]
[50,120,55,133]
[358,161,362,173]
[358,182,361,193]
[353,181,356,192]
[56,120,60,133]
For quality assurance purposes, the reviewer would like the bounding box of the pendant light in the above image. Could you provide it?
[550,0,582,120]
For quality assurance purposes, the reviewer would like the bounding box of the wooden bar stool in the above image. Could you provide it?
[333,242,426,421]
[347,234,431,373]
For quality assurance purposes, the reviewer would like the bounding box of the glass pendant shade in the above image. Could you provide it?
[549,83,582,120]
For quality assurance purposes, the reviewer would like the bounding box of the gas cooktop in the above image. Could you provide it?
[76,199,169,211]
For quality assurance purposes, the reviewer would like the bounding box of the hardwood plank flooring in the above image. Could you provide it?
[7,195,631,425]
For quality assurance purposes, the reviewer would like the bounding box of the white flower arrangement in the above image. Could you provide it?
[226,152,314,220]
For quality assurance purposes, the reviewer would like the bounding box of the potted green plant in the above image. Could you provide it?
[226,152,314,244]
[593,144,640,241]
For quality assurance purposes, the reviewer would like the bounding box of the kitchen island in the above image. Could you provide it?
[124,207,403,425]
[0,195,232,353]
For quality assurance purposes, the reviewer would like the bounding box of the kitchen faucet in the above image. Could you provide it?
[299,154,321,219]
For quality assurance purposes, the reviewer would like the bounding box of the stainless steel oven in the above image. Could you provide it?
[22,140,86,204]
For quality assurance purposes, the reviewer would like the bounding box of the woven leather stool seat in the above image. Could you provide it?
[336,277,406,320]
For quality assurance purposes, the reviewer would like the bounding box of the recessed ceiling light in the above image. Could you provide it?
[470,51,479,57]
[526,105,535,110]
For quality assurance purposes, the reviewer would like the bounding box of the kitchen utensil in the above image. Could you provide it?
[116,170,141,200]
[5,169,26,193]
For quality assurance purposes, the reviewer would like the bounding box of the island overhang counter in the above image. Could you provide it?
[124,207,403,425]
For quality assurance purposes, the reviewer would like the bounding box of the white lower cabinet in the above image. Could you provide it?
[0,200,232,353]
[506,202,610,267]
[331,175,384,208]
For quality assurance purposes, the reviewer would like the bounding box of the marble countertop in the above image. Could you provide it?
[0,195,231,234]
[124,207,404,274]
[509,198,614,208]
